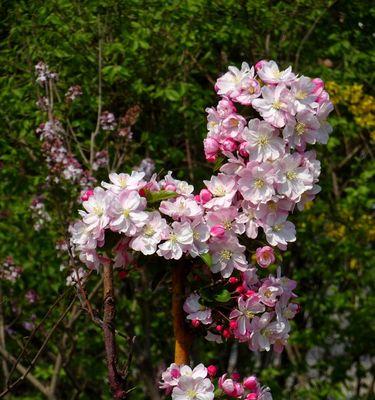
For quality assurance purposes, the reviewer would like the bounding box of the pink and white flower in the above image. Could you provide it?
[252,84,293,128]
[209,236,248,278]
[130,211,168,255]
[256,60,296,85]
[255,246,275,268]
[157,221,193,260]
[238,163,275,204]
[109,190,148,235]
[183,293,212,325]
[243,119,285,162]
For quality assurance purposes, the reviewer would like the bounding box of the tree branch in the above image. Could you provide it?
[102,262,127,399]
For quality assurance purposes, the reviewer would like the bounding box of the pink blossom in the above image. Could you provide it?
[230,295,266,336]
[275,153,313,201]
[102,171,145,193]
[238,163,275,204]
[183,293,212,325]
[218,374,244,398]
[210,236,248,278]
[263,216,296,248]
[109,190,148,235]
[130,211,168,255]
[243,119,285,162]
[157,221,193,260]
[159,196,203,220]
[255,246,275,268]
[172,375,214,400]
[290,76,317,112]
[256,60,295,85]
[283,110,321,150]
[252,84,293,128]
[215,62,252,99]
[206,206,245,236]
[203,174,237,209]
[188,219,210,257]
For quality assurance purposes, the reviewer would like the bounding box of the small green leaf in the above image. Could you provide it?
[145,190,178,203]
[214,289,231,303]
[199,252,212,267]
[213,156,224,172]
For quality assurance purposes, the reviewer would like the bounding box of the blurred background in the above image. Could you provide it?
[0,1,374,399]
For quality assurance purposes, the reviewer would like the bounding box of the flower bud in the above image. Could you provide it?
[210,224,226,238]
[222,329,231,339]
[207,365,218,378]
[81,189,94,202]
[200,189,212,204]
[229,320,238,330]
[243,376,258,391]
[215,325,223,332]
[232,372,241,381]
[229,277,239,284]
[191,319,200,328]
[239,142,249,157]
[221,138,237,152]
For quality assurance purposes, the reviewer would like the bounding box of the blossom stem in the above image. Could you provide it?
[172,263,192,365]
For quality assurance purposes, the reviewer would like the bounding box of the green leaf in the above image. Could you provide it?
[199,252,212,267]
[214,289,231,303]
[145,190,178,203]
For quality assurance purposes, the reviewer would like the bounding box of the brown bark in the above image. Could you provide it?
[103,263,127,399]
[171,264,192,365]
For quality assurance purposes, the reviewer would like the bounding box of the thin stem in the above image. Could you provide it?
[90,19,103,169]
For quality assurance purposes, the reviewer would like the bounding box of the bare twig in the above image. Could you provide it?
[0,346,51,398]
[0,297,76,398]
[102,262,127,399]
[90,20,103,169]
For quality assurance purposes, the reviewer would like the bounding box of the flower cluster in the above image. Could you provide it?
[0,256,23,283]
[35,61,58,85]
[204,60,333,250]
[159,363,271,400]
[184,267,299,353]
[30,196,51,231]
[100,111,117,131]
[65,85,83,102]
[36,120,95,189]
[70,171,207,270]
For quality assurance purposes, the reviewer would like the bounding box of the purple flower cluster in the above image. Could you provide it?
[36,121,95,189]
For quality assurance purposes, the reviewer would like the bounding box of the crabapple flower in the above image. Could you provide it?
[79,187,113,238]
[183,294,212,325]
[130,211,168,255]
[230,295,266,336]
[171,375,214,400]
[102,171,145,193]
[210,236,248,278]
[252,84,293,128]
[263,216,296,248]
[275,153,313,201]
[290,76,316,112]
[256,60,295,85]
[109,190,148,235]
[243,119,284,162]
[215,62,252,100]
[218,374,244,398]
[238,163,276,204]
[255,246,275,268]
[203,174,237,209]
[283,110,321,150]
[157,221,193,260]
[160,197,203,220]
